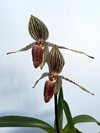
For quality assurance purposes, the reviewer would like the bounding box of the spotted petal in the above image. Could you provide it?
[32,44,44,68]
[44,80,55,103]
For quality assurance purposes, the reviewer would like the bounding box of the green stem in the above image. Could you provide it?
[54,94,60,133]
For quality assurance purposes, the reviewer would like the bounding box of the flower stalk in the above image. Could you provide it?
[54,94,60,133]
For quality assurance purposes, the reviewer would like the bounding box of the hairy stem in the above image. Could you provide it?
[54,95,60,133]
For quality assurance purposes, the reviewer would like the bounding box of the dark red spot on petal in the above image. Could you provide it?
[32,44,44,68]
[44,80,55,103]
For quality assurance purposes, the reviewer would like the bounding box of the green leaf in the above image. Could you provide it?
[73,114,100,126]
[75,128,83,133]
[62,100,76,133]
[29,15,49,41]
[0,116,54,132]
[64,114,100,132]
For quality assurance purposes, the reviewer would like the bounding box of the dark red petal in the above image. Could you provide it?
[32,45,44,68]
[44,80,55,103]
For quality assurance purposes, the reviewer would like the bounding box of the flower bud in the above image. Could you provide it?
[32,44,44,68]
[44,80,55,103]
[47,45,65,73]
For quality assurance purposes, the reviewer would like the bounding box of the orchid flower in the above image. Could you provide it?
[7,15,94,70]
[33,46,94,103]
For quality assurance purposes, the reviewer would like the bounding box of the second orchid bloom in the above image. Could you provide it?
[33,45,94,103]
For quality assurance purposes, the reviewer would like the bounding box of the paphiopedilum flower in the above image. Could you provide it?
[33,46,94,103]
[33,71,94,103]
[7,15,49,69]
[7,15,94,69]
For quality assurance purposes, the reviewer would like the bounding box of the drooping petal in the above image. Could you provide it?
[57,45,94,59]
[7,43,35,55]
[46,42,94,59]
[44,80,55,103]
[59,75,94,95]
[32,44,44,68]
[33,72,50,88]
[29,15,49,41]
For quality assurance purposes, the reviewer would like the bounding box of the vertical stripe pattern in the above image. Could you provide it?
[47,45,65,73]
[28,15,49,41]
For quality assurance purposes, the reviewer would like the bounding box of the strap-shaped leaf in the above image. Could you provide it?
[0,116,54,132]
[64,115,100,132]
[62,100,76,133]
[73,115,100,126]
[29,15,49,41]
[75,128,83,133]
